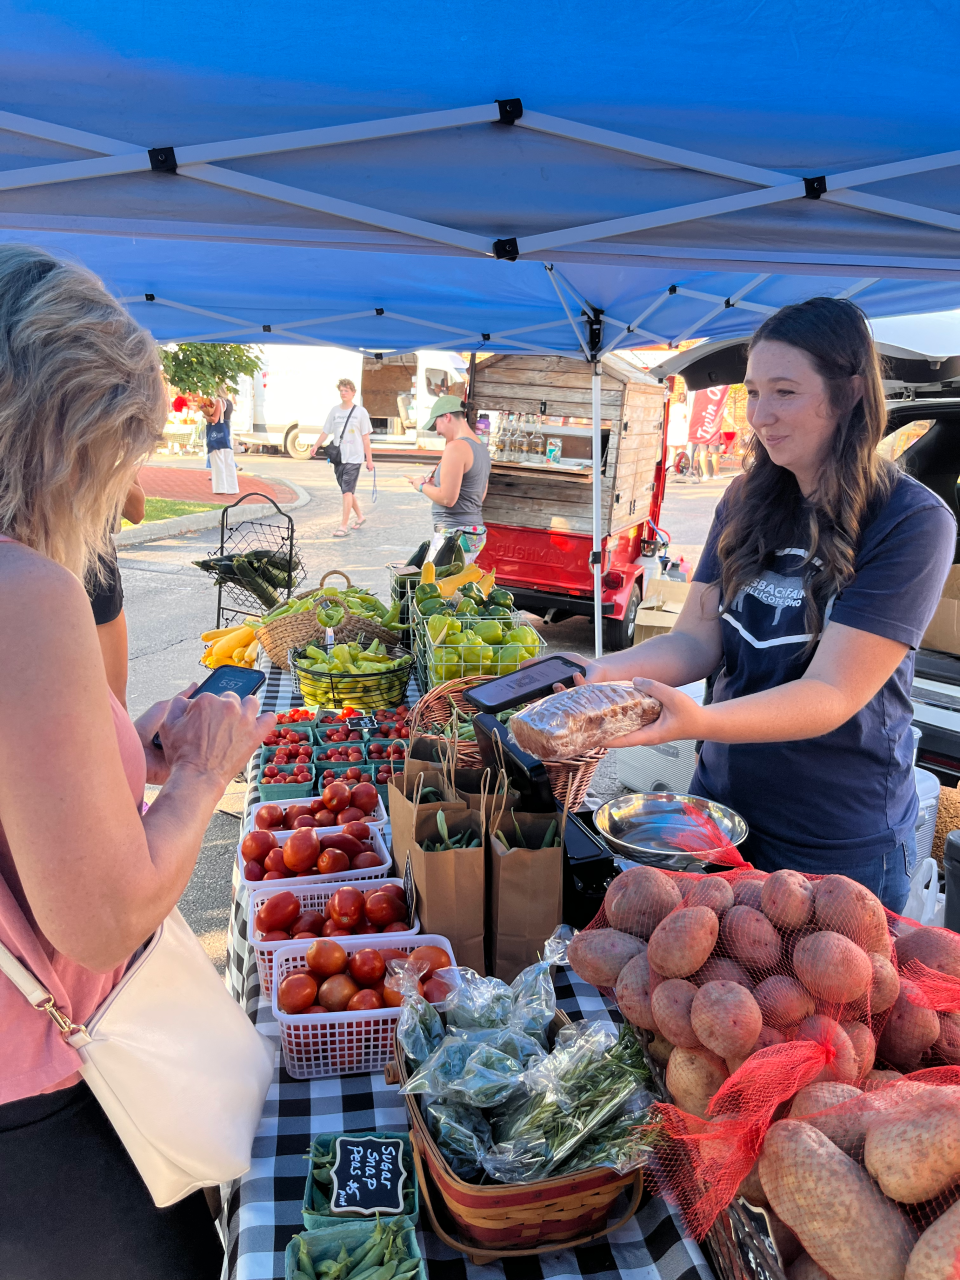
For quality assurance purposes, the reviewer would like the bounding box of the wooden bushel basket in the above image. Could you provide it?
[396,1018,644,1264]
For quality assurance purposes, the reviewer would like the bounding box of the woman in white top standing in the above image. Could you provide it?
[314,378,374,538]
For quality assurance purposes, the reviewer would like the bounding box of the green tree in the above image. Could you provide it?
[159,343,263,397]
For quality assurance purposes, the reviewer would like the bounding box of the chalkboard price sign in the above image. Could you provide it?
[329,1136,407,1216]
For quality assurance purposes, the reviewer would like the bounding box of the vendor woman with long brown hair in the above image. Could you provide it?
[563,297,955,912]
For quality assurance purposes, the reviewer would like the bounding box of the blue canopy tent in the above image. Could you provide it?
[3,0,960,651]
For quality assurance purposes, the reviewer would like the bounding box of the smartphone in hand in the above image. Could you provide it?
[152,665,267,750]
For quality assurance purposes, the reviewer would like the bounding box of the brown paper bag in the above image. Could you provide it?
[407,807,487,975]
[449,767,520,821]
[488,811,562,983]
[388,769,466,876]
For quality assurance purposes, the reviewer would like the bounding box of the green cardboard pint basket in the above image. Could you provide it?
[256,762,315,802]
[302,1131,419,1231]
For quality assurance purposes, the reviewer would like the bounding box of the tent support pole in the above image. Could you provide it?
[592,361,603,660]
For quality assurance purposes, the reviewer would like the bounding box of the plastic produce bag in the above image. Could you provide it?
[508,681,661,760]
[396,994,445,1068]
[401,1025,545,1108]
[425,1102,492,1180]
[902,856,944,926]
[552,1087,654,1177]
[508,932,565,1041]
[435,967,513,1030]
[400,1036,473,1100]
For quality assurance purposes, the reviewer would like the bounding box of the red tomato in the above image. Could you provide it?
[263,871,286,880]
[321,781,351,812]
[376,884,406,904]
[347,988,384,1011]
[263,848,287,874]
[255,805,284,829]
[364,892,407,927]
[283,828,320,874]
[407,945,452,980]
[306,938,347,977]
[308,798,325,813]
[317,849,350,876]
[314,810,337,827]
[291,814,320,829]
[383,974,422,1007]
[354,920,379,934]
[293,931,319,939]
[378,949,409,966]
[338,807,366,826]
[348,949,386,986]
[322,921,351,937]
[423,977,451,1003]
[351,852,383,869]
[291,910,325,935]
[328,886,365,929]
[318,832,363,856]
[254,891,300,933]
[278,972,318,1014]
[317,974,360,1011]
[244,861,264,882]
[259,929,291,941]
[341,821,371,840]
[383,920,411,933]
[344,768,362,781]
[349,783,379,815]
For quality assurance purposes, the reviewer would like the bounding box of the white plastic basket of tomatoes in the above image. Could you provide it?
[272,935,454,1079]
[243,784,388,839]
[238,822,393,890]
[249,880,420,997]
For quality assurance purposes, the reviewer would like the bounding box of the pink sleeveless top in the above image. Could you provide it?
[0,536,147,1104]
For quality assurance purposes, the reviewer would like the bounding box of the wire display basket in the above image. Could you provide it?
[213,493,305,627]
[418,625,544,691]
[290,643,415,711]
[409,598,530,692]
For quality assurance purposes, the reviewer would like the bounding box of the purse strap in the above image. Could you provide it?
[336,405,356,445]
[0,935,81,1037]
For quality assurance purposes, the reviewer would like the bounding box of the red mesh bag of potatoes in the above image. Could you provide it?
[566,861,960,1270]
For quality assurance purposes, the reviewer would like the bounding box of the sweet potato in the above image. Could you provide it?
[759,1120,917,1280]
[814,874,890,954]
[615,951,660,1032]
[665,1045,729,1119]
[648,1033,674,1066]
[895,924,960,981]
[567,928,645,989]
[864,1086,960,1202]
[935,1011,960,1065]
[761,869,815,931]
[754,975,815,1031]
[648,906,719,979]
[684,876,735,917]
[720,905,781,972]
[651,979,702,1049]
[876,978,941,1072]
[905,1198,960,1280]
[692,955,755,990]
[732,875,766,910]
[841,1021,876,1080]
[868,951,900,1014]
[690,980,762,1060]
[794,1015,860,1083]
[604,865,681,939]
[793,932,872,1006]
[787,1255,836,1280]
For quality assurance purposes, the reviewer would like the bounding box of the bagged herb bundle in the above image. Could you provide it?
[425,1102,493,1179]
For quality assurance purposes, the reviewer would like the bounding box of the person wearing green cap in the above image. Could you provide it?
[404,395,491,562]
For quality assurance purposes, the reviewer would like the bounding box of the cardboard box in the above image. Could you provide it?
[922,565,960,657]
[634,578,690,645]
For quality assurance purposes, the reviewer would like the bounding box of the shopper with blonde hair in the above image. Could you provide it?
[0,245,272,1278]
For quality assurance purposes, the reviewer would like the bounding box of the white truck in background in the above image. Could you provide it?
[232,346,364,459]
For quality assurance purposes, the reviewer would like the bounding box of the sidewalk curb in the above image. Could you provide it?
[114,477,312,547]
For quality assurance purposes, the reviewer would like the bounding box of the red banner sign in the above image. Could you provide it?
[687,386,730,445]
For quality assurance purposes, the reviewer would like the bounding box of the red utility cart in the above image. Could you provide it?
[471,353,668,651]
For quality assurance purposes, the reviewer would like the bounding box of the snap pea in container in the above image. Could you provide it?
[285,1222,425,1280]
[302,1130,419,1231]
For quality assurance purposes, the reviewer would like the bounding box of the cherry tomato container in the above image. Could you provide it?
[236,826,393,896]
[262,724,320,746]
[272,933,455,1079]
[256,762,316,802]
[260,744,318,770]
[249,877,420,997]
[245,793,388,836]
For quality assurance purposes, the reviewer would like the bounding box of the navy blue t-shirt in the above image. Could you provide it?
[690,472,955,879]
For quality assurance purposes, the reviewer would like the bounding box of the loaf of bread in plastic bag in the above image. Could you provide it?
[508,681,662,759]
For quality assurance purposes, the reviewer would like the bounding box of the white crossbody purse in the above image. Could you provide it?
[0,907,274,1207]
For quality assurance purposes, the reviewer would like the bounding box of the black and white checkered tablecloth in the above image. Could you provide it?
[222,663,712,1280]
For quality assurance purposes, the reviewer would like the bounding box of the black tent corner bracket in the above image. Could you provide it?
[148,146,178,173]
[803,175,828,199]
[496,98,523,124]
[493,237,519,261]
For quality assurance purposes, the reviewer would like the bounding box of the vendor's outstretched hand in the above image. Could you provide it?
[602,677,706,748]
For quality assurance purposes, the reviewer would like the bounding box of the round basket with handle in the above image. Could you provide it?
[257,571,355,670]
[410,675,607,803]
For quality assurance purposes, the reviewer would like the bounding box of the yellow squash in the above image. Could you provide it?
[437,564,484,598]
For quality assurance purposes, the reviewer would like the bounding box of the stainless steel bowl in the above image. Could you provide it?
[593,792,748,871]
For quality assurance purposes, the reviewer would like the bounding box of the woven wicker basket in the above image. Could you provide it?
[410,675,606,804]
[258,571,356,671]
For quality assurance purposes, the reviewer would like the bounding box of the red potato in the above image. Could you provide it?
[895,924,960,981]
[692,955,755,991]
[665,1045,729,1119]
[719,906,781,973]
[793,1015,860,1084]
[935,1011,960,1064]
[760,869,814,931]
[738,1159,767,1206]
[868,951,900,1014]
[683,876,735,917]
[648,1033,674,1067]
[603,865,682,939]
[876,978,941,1071]
[788,1082,865,1154]
[615,949,660,1033]
[841,1020,876,1079]
[648,906,719,979]
[863,1069,903,1088]
[792,932,872,1006]
[725,1024,787,1075]
[568,928,645,988]
[904,1198,960,1280]
[690,981,762,1060]
[753,975,815,1031]
[651,979,702,1049]
[732,875,766,910]
[814,874,890,954]
[864,1086,960,1203]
